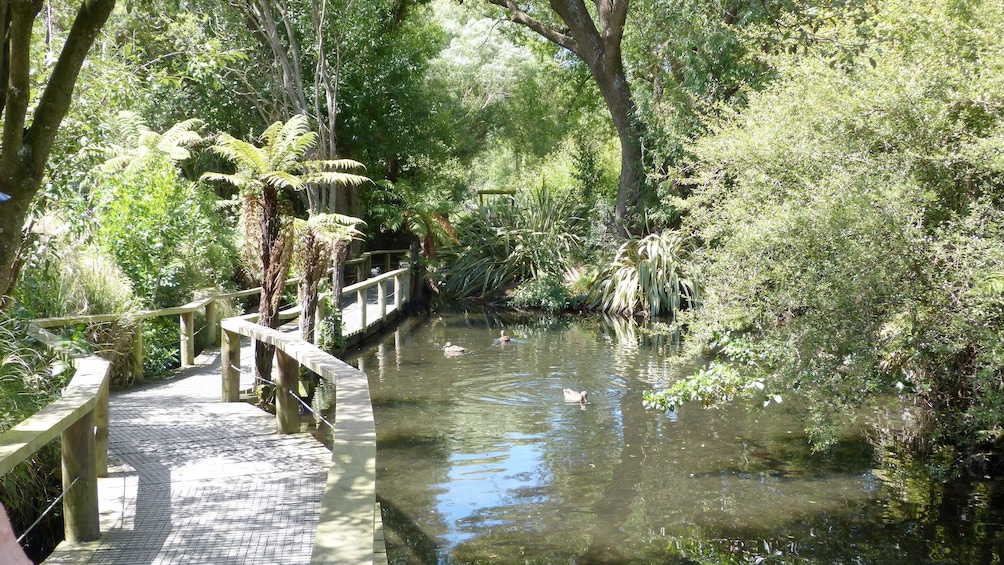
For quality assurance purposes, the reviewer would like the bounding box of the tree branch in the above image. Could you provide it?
[2,0,35,174]
[598,0,628,48]
[27,0,115,175]
[485,0,579,55]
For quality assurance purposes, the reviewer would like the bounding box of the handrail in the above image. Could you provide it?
[0,325,111,544]
[218,260,412,564]
[29,248,411,382]
[0,247,409,559]
[222,318,376,564]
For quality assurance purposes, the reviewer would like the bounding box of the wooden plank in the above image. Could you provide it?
[0,355,109,476]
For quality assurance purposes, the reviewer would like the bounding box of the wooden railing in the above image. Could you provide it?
[221,319,378,564]
[0,327,111,544]
[220,263,412,564]
[0,248,409,558]
[29,249,410,382]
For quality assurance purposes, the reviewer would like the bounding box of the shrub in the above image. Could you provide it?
[86,114,236,309]
[0,314,70,558]
[316,296,345,353]
[588,230,700,318]
[12,242,140,319]
[656,0,1004,451]
[510,276,569,312]
[439,186,589,298]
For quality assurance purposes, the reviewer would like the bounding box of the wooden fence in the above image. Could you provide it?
[0,248,409,560]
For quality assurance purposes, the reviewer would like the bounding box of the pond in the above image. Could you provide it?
[323,307,1004,564]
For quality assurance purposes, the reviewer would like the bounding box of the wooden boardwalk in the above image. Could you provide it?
[43,281,399,564]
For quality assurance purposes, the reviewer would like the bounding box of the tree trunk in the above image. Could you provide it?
[587,56,643,237]
[255,183,291,384]
[0,0,116,302]
[486,0,643,238]
[330,239,349,308]
[298,228,330,343]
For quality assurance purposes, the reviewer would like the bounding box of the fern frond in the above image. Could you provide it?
[300,171,371,188]
[262,171,304,191]
[211,135,268,174]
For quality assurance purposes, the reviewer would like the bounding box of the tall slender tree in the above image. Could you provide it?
[202,115,368,384]
[0,0,116,303]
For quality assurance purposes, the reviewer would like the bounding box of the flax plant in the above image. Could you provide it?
[590,230,700,318]
[440,187,588,298]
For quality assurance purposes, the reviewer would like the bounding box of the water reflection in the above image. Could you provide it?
[319,307,1004,564]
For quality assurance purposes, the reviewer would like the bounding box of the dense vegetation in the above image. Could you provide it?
[2,0,1004,546]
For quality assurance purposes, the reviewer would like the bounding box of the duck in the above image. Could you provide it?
[564,388,588,403]
[443,342,466,354]
[499,330,511,343]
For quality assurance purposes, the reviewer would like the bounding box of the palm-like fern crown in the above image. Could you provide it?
[203,114,370,194]
[97,111,203,172]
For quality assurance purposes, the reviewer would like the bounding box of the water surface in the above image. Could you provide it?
[325,308,1004,564]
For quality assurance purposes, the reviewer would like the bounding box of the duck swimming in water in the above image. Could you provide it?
[499,330,511,343]
[443,342,466,354]
[563,388,588,403]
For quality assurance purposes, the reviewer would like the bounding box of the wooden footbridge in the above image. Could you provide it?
[0,250,412,564]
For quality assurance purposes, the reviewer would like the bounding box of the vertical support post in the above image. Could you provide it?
[132,319,144,384]
[378,279,387,321]
[315,295,327,346]
[403,268,411,305]
[180,311,195,367]
[62,410,99,543]
[222,329,241,402]
[384,252,391,273]
[394,273,402,311]
[205,299,219,347]
[275,349,299,434]
[95,378,109,477]
[357,288,367,332]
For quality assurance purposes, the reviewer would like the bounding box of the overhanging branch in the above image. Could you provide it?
[485,0,579,56]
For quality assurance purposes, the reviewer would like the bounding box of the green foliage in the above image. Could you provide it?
[12,243,140,319]
[86,114,236,308]
[510,276,569,312]
[366,179,457,260]
[0,314,70,550]
[438,186,589,298]
[316,297,345,353]
[657,0,1004,451]
[142,317,181,377]
[588,230,700,318]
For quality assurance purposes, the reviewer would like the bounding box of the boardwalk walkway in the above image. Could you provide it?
[31,265,405,564]
[45,345,335,564]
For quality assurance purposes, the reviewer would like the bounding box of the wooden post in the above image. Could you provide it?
[222,329,241,402]
[275,350,299,434]
[378,279,387,321]
[205,299,218,347]
[403,268,411,305]
[180,311,195,367]
[384,252,391,273]
[132,319,144,384]
[95,379,109,477]
[61,410,99,543]
[357,288,367,332]
[394,274,402,312]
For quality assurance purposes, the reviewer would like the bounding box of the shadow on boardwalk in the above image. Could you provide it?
[46,347,332,565]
